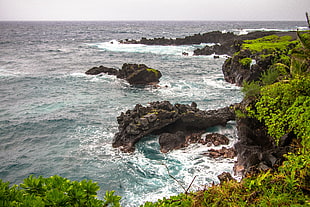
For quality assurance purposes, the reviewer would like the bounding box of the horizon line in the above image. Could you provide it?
[0,19,306,22]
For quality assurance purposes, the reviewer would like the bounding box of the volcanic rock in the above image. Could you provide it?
[85,65,118,75]
[217,172,236,183]
[118,63,162,85]
[233,100,294,175]
[206,147,236,159]
[112,101,236,152]
[159,131,186,153]
[85,63,162,86]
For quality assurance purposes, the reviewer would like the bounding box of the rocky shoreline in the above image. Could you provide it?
[120,30,297,56]
[87,30,298,177]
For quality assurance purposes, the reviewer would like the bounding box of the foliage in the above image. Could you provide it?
[238,57,252,68]
[141,170,310,206]
[0,175,121,207]
[290,31,310,77]
[142,193,193,207]
[241,81,261,99]
[254,76,310,144]
[2,18,310,207]
[242,35,297,54]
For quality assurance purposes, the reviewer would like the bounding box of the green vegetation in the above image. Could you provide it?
[0,175,121,207]
[254,77,310,144]
[146,68,161,78]
[239,57,252,68]
[242,35,297,54]
[1,18,310,207]
[141,22,310,206]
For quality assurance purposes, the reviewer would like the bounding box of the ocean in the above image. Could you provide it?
[0,21,307,206]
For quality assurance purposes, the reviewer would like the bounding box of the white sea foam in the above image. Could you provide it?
[230,27,306,35]
[88,40,213,56]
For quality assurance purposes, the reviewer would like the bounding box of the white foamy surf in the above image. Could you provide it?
[88,40,214,56]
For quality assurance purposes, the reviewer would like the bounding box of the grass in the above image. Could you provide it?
[242,35,297,54]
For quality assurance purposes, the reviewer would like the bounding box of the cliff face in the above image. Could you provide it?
[230,30,309,175]
[222,34,298,86]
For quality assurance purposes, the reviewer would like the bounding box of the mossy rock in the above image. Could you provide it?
[239,58,252,68]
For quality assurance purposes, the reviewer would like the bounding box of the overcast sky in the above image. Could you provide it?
[0,0,309,21]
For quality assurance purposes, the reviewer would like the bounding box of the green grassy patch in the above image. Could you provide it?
[239,57,252,68]
[242,35,297,54]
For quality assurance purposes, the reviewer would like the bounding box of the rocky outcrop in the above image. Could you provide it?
[221,49,265,86]
[121,31,296,57]
[85,63,162,86]
[112,101,236,152]
[233,101,294,175]
[120,31,236,46]
[194,31,297,56]
[218,172,236,183]
[117,63,162,85]
[193,40,242,56]
[222,35,298,86]
[207,147,236,159]
[85,65,118,75]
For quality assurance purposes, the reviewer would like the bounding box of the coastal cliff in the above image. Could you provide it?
[141,28,309,206]
[1,24,309,206]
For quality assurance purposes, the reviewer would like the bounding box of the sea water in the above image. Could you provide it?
[0,21,306,206]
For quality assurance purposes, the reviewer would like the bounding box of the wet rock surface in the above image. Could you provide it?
[121,31,296,57]
[112,101,236,152]
[206,147,237,159]
[85,63,162,86]
[233,101,294,175]
[85,65,118,76]
[120,31,236,46]
[217,172,236,183]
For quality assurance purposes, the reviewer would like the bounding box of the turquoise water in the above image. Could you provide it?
[0,21,306,206]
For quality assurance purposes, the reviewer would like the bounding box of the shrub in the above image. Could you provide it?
[0,175,121,207]
[254,77,310,144]
[241,81,261,99]
[239,57,252,68]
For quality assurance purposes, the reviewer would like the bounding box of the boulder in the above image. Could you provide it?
[206,147,236,159]
[159,131,186,153]
[85,63,162,86]
[85,65,118,75]
[112,101,236,152]
[119,63,162,85]
[203,133,230,146]
[217,172,236,183]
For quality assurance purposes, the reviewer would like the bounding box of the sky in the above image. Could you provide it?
[0,0,309,21]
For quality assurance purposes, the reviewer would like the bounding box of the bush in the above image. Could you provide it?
[239,58,252,68]
[0,175,121,207]
[254,77,310,144]
[241,81,261,99]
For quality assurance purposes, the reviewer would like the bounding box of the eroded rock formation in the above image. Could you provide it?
[85,63,162,86]
[112,101,236,152]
